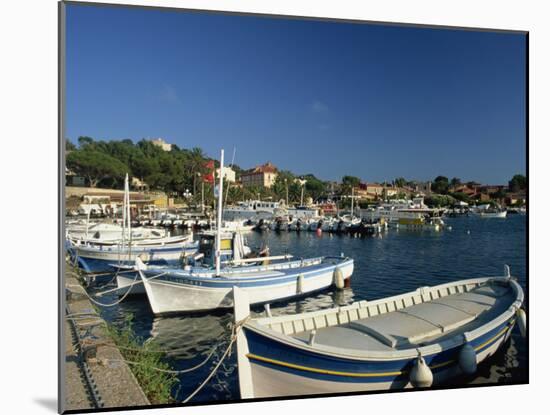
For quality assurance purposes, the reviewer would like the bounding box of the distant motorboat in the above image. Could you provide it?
[479,210,507,219]
[222,219,255,233]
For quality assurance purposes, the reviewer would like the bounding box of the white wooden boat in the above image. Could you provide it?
[67,222,167,242]
[134,150,355,315]
[66,175,198,274]
[233,267,525,398]
[67,234,198,273]
[136,254,353,314]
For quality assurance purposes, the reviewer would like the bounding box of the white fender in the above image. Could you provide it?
[410,355,433,388]
[458,343,477,375]
[517,308,527,338]
[297,274,304,294]
[334,267,344,290]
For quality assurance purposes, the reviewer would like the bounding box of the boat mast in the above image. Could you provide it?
[125,173,131,261]
[85,209,91,241]
[215,149,225,276]
[351,187,354,218]
[121,174,127,248]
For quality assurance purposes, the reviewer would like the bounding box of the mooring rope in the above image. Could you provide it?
[97,316,250,403]
[95,339,220,358]
[111,343,219,374]
[66,271,167,307]
[180,316,249,403]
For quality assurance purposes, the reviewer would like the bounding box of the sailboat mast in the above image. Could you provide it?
[125,174,131,261]
[351,186,354,217]
[215,149,225,276]
[121,174,127,248]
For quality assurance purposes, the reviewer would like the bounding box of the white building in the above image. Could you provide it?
[216,166,236,182]
[150,138,172,152]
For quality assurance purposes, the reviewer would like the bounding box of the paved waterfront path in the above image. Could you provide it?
[64,270,150,411]
[64,318,93,410]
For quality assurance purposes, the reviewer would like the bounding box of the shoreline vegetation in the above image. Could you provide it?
[103,314,179,405]
[66,137,526,208]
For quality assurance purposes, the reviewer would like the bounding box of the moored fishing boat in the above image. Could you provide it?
[67,234,198,274]
[134,150,355,315]
[66,174,198,274]
[233,267,525,398]
[136,251,353,314]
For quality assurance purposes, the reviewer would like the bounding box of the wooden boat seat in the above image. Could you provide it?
[291,284,514,350]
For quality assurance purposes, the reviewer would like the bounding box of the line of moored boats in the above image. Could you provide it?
[65,151,526,398]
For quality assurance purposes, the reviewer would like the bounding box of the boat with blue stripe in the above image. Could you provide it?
[66,236,198,274]
[136,254,354,314]
[134,149,355,315]
[232,267,526,398]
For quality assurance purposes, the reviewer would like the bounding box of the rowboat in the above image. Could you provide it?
[233,267,526,398]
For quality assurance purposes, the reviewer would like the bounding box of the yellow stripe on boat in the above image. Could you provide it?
[474,325,510,352]
[247,353,404,377]
[246,324,511,377]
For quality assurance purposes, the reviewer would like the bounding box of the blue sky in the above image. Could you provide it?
[66,4,526,184]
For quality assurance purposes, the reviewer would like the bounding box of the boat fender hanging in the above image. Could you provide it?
[308,330,317,346]
[297,274,304,294]
[334,267,345,290]
[458,343,477,375]
[409,353,433,388]
[517,308,527,338]
[264,303,272,317]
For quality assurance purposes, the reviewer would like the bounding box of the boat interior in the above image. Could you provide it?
[256,279,518,353]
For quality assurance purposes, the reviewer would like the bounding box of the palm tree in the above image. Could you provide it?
[188,147,207,195]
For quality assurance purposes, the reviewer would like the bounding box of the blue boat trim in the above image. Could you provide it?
[243,319,514,384]
[145,258,353,288]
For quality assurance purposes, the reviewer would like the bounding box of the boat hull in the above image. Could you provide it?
[116,273,146,295]
[243,317,515,398]
[141,259,354,314]
[479,211,507,218]
[68,242,198,273]
[234,276,524,399]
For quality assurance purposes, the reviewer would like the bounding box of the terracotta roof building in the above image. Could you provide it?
[241,162,278,188]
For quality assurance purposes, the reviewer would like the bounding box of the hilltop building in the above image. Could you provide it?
[150,138,172,152]
[241,162,278,188]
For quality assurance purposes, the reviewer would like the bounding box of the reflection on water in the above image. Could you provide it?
[95,215,527,402]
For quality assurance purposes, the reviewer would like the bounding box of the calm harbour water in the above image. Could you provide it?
[95,214,527,403]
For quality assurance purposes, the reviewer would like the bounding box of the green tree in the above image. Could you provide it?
[450,177,461,188]
[66,139,76,152]
[508,174,527,193]
[432,176,450,194]
[67,149,128,188]
[77,136,94,148]
[449,192,471,204]
[342,175,361,188]
[394,177,406,188]
[304,174,327,201]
